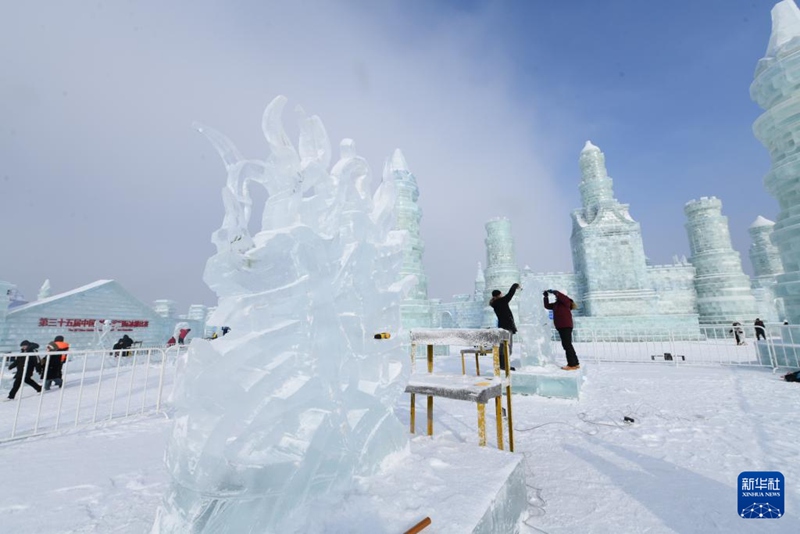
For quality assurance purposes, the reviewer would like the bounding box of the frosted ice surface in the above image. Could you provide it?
[409,328,510,346]
[766,0,800,57]
[405,373,504,403]
[153,96,411,533]
[581,140,599,153]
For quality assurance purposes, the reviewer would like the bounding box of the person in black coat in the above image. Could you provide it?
[754,318,766,341]
[490,283,520,371]
[7,340,42,400]
[112,335,135,356]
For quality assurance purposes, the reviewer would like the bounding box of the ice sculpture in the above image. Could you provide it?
[37,279,51,300]
[515,290,553,367]
[92,318,115,350]
[154,96,412,533]
[751,0,800,324]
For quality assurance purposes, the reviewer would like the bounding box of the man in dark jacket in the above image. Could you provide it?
[490,283,520,371]
[112,335,135,356]
[754,318,766,341]
[7,340,42,400]
[543,289,580,370]
[43,335,68,390]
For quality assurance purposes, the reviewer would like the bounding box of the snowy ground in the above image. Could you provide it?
[1,357,798,533]
[0,354,175,441]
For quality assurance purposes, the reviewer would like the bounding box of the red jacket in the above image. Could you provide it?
[543,291,574,329]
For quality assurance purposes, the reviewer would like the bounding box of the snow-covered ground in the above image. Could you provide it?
[0,354,176,441]
[1,358,798,533]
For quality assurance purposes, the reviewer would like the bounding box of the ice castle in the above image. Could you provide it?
[428,139,785,334]
[751,0,800,324]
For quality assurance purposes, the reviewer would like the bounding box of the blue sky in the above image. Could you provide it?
[0,0,783,308]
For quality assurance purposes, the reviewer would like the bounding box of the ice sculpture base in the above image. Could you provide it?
[327,437,527,533]
[511,365,583,399]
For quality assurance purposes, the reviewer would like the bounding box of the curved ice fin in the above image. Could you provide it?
[194,121,244,170]
[297,106,332,171]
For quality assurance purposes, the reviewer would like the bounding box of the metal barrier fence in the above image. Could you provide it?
[549,324,800,369]
[0,345,188,442]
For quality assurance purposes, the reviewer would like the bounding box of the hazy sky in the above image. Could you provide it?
[0,0,782,311]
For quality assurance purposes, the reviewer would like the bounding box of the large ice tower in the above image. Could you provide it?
[387,149,432,328]
[751,0,800,324]
[483,218,521,327]
[749,216,785,322]
[571,141,658,316]
[154,97,411,533]
[684,197,759,324]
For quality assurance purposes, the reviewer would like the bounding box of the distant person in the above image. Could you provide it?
[489,283,520,371]
[43,335,68,390]
[221,326,231,336]
[754,318,766,341]
[178,328,191,345]
[543,289,580,370]
[210,332,219,340]
[730,322,745,346]
[166,336,176,347]
[7,340,42,400]
[113,335,135,356]
[112,335,133,350]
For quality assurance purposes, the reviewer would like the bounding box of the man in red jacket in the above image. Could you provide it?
[543,289,580,370]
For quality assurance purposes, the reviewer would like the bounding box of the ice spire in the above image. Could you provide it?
[474,261,485,296]
[388,148,409,173]
[37,279,51,300]
[579,140,608,182]
[766,0,800,57]
[578,140,615,208]
[581,140,600,153]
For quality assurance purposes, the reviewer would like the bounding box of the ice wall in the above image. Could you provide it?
[154,97,412,533]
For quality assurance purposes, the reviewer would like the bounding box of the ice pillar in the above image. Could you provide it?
[483,218,521,327]
[388,149,432,329]
[749,216,785,322]
[684,197,759,324]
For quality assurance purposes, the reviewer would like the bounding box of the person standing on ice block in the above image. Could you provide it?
[490,283,520,372]
[543,289,580,370]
